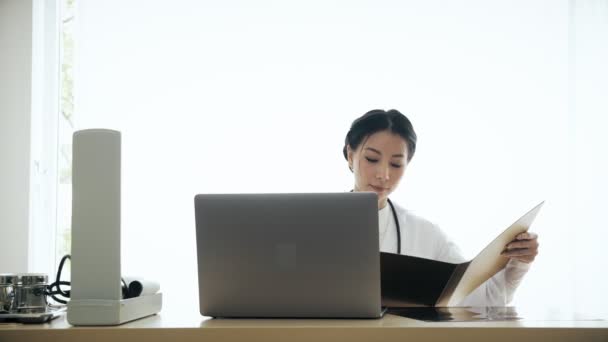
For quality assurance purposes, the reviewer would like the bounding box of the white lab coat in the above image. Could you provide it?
[379,201,531,306]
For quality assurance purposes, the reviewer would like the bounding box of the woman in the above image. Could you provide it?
[344,109,539,306]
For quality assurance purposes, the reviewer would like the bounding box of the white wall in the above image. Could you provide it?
[0,0,33,273]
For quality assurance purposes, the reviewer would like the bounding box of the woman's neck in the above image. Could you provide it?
[378,199,388,210]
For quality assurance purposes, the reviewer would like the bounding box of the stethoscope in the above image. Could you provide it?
[387,198,402,254]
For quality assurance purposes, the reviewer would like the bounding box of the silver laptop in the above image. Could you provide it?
[194,192,383,318]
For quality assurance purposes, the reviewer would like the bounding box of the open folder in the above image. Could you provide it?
[381,201,544,307]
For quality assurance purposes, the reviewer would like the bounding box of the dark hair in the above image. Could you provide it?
[343,109,417,168]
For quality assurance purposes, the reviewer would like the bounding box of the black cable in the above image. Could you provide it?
[45,254,132,304]
[45,254,71,304]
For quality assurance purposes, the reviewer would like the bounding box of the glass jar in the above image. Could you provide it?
[13,274,48,313]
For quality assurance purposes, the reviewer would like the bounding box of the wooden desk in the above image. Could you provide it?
[1,307,607,342]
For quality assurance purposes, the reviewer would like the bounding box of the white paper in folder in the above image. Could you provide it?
[439,201,545,306]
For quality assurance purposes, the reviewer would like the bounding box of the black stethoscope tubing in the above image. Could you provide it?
[387,198,402,254]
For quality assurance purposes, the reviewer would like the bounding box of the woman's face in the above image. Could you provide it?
[347,130,409,209]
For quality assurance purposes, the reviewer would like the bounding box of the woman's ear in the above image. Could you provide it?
[346,145,354,170]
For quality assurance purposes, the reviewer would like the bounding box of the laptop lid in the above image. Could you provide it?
[194,192,382,318]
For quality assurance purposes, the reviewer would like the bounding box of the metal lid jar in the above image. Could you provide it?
[0,274,18,313]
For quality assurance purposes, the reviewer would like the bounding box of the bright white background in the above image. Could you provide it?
[69,0,606,315]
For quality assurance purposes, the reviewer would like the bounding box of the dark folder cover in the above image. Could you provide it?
[380,201,544,307]
[381,253,470,307]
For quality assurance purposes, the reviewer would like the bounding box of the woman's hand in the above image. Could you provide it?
[501,232,539,263]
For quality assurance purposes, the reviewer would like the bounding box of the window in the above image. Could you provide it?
[55,0,76,265]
